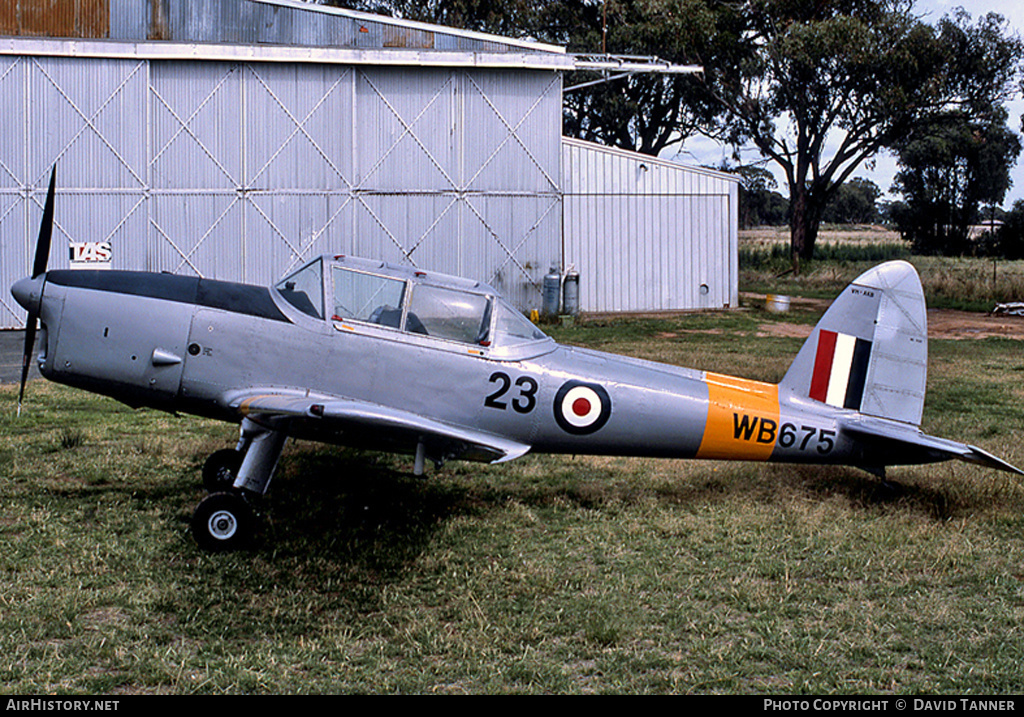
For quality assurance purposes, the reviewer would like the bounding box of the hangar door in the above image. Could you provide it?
[0,53,562,327]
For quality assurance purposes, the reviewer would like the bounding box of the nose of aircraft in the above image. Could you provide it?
[11,275,44,315]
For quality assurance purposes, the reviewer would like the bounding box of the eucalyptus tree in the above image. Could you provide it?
[888,10,1023,255]
[705,1,1023,268]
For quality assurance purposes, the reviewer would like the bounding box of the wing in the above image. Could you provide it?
[224,388,531,466]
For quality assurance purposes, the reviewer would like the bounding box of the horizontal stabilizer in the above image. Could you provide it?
[840,414,1024,477]
[225,389,531,465]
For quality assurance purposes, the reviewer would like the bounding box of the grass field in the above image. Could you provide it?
[740,226,1024,311]
[2,255,1024,694]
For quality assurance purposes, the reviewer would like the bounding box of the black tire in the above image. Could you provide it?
[202,449,243,492]
[191,491,255,552]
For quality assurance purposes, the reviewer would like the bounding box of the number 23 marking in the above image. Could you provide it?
[485,372,538,414]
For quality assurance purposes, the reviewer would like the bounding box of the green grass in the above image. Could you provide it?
[2,275,1024,694]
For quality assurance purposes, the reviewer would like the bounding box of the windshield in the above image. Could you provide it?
[274,258,324,319]
[493,301,548,347]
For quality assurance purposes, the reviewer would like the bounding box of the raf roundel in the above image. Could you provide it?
[554,381,612,435]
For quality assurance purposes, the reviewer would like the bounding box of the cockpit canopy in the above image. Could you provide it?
[274,256,550,356]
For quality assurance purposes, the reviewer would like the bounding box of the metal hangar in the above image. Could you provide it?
[0,0,737,328]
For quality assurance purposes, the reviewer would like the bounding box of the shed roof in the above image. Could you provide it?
[1,1,706,75]
[0,0,565,55]
[0,0,572,70]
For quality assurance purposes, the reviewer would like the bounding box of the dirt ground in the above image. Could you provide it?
[749,294,1024,341]
[921,308,1024,340]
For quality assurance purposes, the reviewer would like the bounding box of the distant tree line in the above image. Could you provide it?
[737,173,1024,262]
[736,171,883,228]
[319,0,1024,263]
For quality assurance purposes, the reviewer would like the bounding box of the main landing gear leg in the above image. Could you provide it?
[192,418,288,551]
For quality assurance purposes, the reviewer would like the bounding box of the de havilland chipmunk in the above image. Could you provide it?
[11,169,1023,550]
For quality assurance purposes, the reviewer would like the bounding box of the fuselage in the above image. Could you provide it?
[15,255,866,470]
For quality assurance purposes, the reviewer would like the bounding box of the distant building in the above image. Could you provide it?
[969,221,1003,240]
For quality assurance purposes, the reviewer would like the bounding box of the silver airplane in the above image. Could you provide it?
[11,169,1023,550]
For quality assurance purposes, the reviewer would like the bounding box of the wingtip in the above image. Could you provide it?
[963,445,1024,477]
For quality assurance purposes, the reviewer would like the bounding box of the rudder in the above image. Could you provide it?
[779,261,928,425]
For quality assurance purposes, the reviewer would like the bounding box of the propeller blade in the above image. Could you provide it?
[17,316,37,418]
[18,165,56,416]
[33,166,56,278]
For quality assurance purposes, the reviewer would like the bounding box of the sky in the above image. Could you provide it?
[675,0,1024,210]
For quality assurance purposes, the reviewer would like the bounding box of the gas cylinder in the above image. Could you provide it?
[562,268,579,316]
[542,267,561,317]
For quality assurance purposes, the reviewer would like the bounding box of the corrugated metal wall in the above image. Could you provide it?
[0,0,109,38]
[562,138,738,314]
[0,51,563,326]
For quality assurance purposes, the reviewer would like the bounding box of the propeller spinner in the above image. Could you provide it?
[13,166,56,416]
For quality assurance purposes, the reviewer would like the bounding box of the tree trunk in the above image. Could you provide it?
[789,185,822,274]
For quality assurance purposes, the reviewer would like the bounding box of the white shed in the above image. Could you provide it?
[562,137,739,314]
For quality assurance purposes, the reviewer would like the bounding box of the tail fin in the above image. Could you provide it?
[779,261,927,425]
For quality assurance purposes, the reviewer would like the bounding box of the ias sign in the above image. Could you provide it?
[69,241,112,268]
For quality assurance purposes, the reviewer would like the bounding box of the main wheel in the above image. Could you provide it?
[202,449,243,492]
[191,491,255,552]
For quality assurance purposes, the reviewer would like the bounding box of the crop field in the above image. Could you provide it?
[2,254,1024,694]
